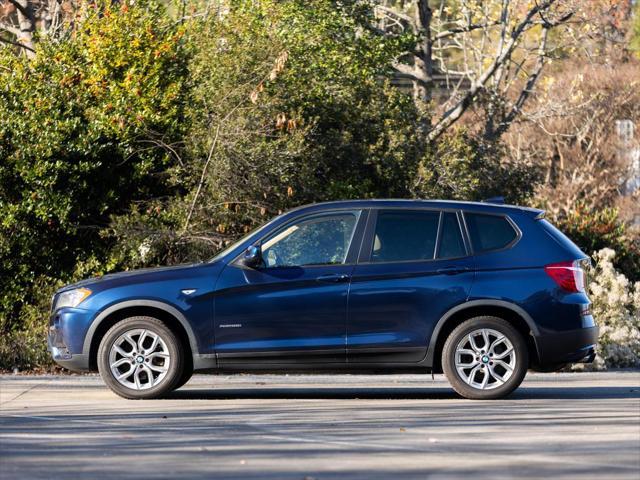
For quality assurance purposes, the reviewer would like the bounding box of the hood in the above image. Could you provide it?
[57,262,209,293]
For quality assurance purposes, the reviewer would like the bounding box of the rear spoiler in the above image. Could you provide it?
[481,197,545,219]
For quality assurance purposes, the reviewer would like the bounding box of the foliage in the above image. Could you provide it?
[547,204,640,282]
[0,2,189,337]
[631,2,640,59]
[413,129,539,203]
[109,0,428,265]
[0,1,636,372]
[585,248,640,369]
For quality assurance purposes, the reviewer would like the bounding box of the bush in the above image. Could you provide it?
[553,205,640,282]
[0,2,189,345]
[108,0,428,266]
[585,248,640,369]
[414,129,540,203]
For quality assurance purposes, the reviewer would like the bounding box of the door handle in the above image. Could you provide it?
[437,266,469,275]
[316,274,350,283]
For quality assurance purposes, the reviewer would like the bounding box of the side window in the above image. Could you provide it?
[261,212,358,267]
[438,212,466,258]
[465,213,517,253]
[371,210,439,263]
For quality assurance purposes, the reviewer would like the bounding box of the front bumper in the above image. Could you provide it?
[48,324,91,372]
[535,326,599,366]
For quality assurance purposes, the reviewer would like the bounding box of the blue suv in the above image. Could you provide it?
[49,200,598,399]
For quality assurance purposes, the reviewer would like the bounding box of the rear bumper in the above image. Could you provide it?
[535,326,599,366]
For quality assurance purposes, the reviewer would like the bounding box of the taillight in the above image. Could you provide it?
[544,260,586,293]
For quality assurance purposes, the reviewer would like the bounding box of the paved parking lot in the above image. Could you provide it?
[1,371,639,479]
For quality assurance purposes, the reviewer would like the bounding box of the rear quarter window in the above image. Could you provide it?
[465,213,518,253]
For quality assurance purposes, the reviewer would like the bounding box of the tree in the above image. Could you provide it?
[108,0,429,265]
[0,0,85,57]
[0,1,189,341]
[374,0,580,141]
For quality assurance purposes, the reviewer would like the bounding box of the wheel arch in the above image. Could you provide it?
[84,300,198,371]
[426,300,541,373]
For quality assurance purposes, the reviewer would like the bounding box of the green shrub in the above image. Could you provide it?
[555,205,640,282]
[414,129,540,203]
[0,1,189,354]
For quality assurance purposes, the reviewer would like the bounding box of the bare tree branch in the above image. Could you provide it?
[426,0,558,142]
[433,20,501,40]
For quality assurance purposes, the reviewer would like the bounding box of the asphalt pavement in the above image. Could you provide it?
[1,371,639,479]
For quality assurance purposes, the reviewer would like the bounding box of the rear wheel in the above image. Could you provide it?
[442,316,528,400]
[97,316,184,399]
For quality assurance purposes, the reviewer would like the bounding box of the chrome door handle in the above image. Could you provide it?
[316,274,350,283]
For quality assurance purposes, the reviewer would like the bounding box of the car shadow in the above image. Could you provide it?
[163,385,640,401]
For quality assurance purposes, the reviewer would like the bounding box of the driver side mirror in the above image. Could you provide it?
[241,245,263,268]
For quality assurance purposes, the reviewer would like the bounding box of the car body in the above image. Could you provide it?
[48,199,598,399]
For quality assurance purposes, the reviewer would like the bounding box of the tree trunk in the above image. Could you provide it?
[15,0,35,59]
[413,0,433,102]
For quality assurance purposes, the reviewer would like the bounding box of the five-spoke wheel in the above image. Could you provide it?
[108,329,171,391]
[98,316,184,399]
[443,316,528,400]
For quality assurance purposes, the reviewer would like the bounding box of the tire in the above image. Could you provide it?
[97,316,184,399]
[442,316,528,400]
[173,363,193,390]
[530,362,567,373]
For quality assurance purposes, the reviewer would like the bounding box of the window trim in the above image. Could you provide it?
[232,208,367,269]
[460,211,522,255]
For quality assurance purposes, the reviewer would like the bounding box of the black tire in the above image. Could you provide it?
[97,316,184,399]
[530,362,567,373]
[442,316,528,400]
[173,362,193,390]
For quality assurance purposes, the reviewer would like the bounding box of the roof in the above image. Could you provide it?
[287,199,544,218]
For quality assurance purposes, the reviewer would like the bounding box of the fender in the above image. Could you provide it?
[82,299,201,358]
[423,299,540,366]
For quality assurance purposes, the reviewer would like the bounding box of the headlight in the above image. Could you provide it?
[54,288,92,310]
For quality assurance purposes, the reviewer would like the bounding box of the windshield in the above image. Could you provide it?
[208,214,283,262]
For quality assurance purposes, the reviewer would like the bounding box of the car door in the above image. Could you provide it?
[214,209,367,365]
[347,209,475,363]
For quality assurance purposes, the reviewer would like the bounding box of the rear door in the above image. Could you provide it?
[347,209,475,363]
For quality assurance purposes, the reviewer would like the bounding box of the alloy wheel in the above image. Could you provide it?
[108,329,171,391]
[454,328,516,390]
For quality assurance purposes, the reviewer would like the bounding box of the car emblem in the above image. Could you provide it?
[181,289,197,296]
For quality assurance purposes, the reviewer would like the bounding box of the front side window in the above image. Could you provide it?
[371,210,439,263]
[465,213,517,253]
[261,212,358,267]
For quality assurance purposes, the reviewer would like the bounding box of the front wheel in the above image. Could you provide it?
[442,316,528,400]
[97,316,184,399]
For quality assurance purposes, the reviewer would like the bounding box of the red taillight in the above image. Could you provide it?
[545,260,586,293]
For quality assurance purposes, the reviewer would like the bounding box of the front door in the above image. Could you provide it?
[214,210,365,365]
[347,209,475,363]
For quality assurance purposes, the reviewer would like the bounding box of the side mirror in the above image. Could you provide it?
[241,245,263,268]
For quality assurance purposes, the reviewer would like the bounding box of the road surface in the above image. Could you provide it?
[1,372,639,479]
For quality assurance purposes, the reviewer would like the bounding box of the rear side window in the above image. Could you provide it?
[371,210,439,262]
[438,212,466,258]
[465,213,517,253]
